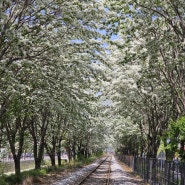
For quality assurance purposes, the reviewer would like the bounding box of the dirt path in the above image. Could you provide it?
[110,156,148,185]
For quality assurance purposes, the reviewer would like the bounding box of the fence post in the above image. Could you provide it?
[146,158,150,183]
[132,156,135,172]
[180,162,185,185]
[132,156,136,172]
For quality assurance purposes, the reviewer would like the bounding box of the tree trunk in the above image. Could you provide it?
[45,135,56,166]
[65,144,72,161]
[33,140,45,169]
[29,109,49,169]
[72,142,76,160]
[14,156,21,176]
[56,139,62,165]
[147,134,160,158]
[50,154,55,166]
[57,151,62,166]
[139,122,145,157]
[35,158,42,169]
[6,116,26,176]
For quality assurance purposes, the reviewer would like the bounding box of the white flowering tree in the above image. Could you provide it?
[105,0,185,158]
[0,0,109,174]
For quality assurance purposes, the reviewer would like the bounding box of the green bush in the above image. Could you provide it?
[5,174,23,185]
[22,168,47,178]
[0,175,8,185]
[46,166,57,173]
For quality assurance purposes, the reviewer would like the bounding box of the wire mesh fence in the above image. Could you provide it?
[118,155,185,185]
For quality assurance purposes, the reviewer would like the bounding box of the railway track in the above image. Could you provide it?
[52,155,146,185]
[77,155,112,185]
[106,156,112,185]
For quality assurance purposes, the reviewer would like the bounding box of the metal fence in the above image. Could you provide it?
[118,155,185,185]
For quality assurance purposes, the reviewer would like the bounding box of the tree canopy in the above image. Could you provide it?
[103,0,185,158]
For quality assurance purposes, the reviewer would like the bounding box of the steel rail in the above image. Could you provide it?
[77,155,112,185]
[105,156,112,185]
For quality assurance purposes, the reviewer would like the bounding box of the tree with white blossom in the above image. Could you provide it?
[105,0,185,158]
[0,0,109,175]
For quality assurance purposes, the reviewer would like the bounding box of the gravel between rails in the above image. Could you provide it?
[52,157,107,185]
[79,157,112,185]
